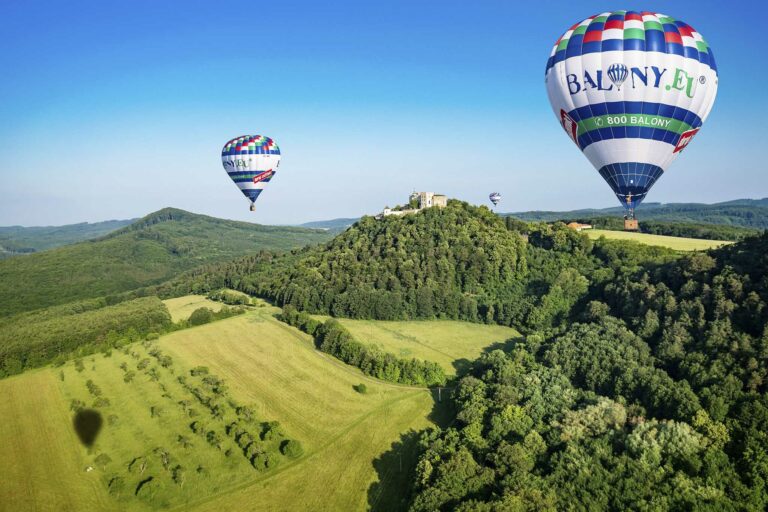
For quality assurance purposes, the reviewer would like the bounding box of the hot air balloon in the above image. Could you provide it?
[489,192,502,207]
[221,135,281,211]
[545,11,718,229]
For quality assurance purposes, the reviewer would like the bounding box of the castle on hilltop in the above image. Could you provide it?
[377,192,448,219]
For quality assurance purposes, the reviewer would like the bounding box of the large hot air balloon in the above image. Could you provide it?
[221,135,281,211]
[489,192,502,207]
[545,11,718,229]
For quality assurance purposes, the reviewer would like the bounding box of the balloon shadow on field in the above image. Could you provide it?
[73,409,103,448]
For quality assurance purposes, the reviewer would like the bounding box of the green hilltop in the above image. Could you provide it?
[0,207,332,317]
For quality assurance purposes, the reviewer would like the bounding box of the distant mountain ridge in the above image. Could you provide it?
[299,217,358,232]
[0,218,135,258]
[298,198,768,232]
[0,207,332,316]
[506,198,768,228]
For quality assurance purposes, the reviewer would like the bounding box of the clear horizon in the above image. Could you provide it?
[1,0,766,226]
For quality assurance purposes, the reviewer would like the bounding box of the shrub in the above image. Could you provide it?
[353,383,368,394]
[93,397,110,408]
[189,307,215,326]
[281,440,304,459]
[107,475,125,496]
[94,453,112,469]
[190,366,209,376]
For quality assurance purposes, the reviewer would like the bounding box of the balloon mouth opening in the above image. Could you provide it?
[615,191,647,211]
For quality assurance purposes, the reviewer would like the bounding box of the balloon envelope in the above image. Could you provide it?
[545,11,718,211]
[221,135,281,207]
[489,192,502,206]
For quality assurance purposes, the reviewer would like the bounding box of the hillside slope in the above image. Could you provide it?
[0,218,134,258]
[163,201,604,331]
[0,208,331,316]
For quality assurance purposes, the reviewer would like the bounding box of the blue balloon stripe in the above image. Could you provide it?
[226,170,276,178]
[577,126,683,151]
[568,101,703,127]
[242,189,263,202]
[230,176,275,184]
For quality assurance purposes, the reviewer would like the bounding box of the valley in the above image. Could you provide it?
[1,301,504,511]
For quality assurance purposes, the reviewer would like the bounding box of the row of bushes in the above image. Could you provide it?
[279,305,446,387]
[187,305,246,326]
[206,289,251,306]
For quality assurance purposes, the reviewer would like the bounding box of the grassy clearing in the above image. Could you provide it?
[53,334,298,510]
[162,295,223,323]
[314,317,521,375]
[586,229,733,251]
[160,312,436,511]
[0,304,441,511]
[0,369,109,511]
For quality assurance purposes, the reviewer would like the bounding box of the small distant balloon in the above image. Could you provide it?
[489,192,502,207]
[221,135,281,211]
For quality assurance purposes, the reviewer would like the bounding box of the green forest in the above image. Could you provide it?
[157,201,768,510]
[2,201,767,509]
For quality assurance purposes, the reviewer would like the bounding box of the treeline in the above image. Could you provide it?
[510,200,768,229]
[279,305,446,387]
[0,296,246,379]
[560,216,759,240]
[0,297,172,378]
[404,232,768,510]
[206,289,251,305]
[187,305,246,326]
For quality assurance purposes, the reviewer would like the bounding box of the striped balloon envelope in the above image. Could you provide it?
[221,135,281,211]
[545,11,718,215]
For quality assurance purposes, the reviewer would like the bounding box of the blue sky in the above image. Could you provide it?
[0,0,765,226]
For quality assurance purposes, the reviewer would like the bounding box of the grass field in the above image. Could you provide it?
[315,317,521,375]
[162,295,223,323]
[0,301,444,511]
[0,370,109,511]
[586,229,733,251]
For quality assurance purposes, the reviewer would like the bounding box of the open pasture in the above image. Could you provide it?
[586,229,732,251]
[315,317,521,375]
[0,306,438,511]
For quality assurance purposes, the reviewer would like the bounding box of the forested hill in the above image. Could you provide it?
[162,202,768,509]
[166,201,533,322]
[509,198,768,229]
[163,201,609,333]
[0,207,332,316]
[0,218,134,258]
[406,233,768,510]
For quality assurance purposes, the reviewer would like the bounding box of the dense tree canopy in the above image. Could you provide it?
[406,232,768,511]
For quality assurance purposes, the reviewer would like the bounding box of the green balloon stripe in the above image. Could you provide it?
[577,114,693,136]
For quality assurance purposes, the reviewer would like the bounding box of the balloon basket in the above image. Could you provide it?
[249,204,256,212]
[624,219,639,231]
